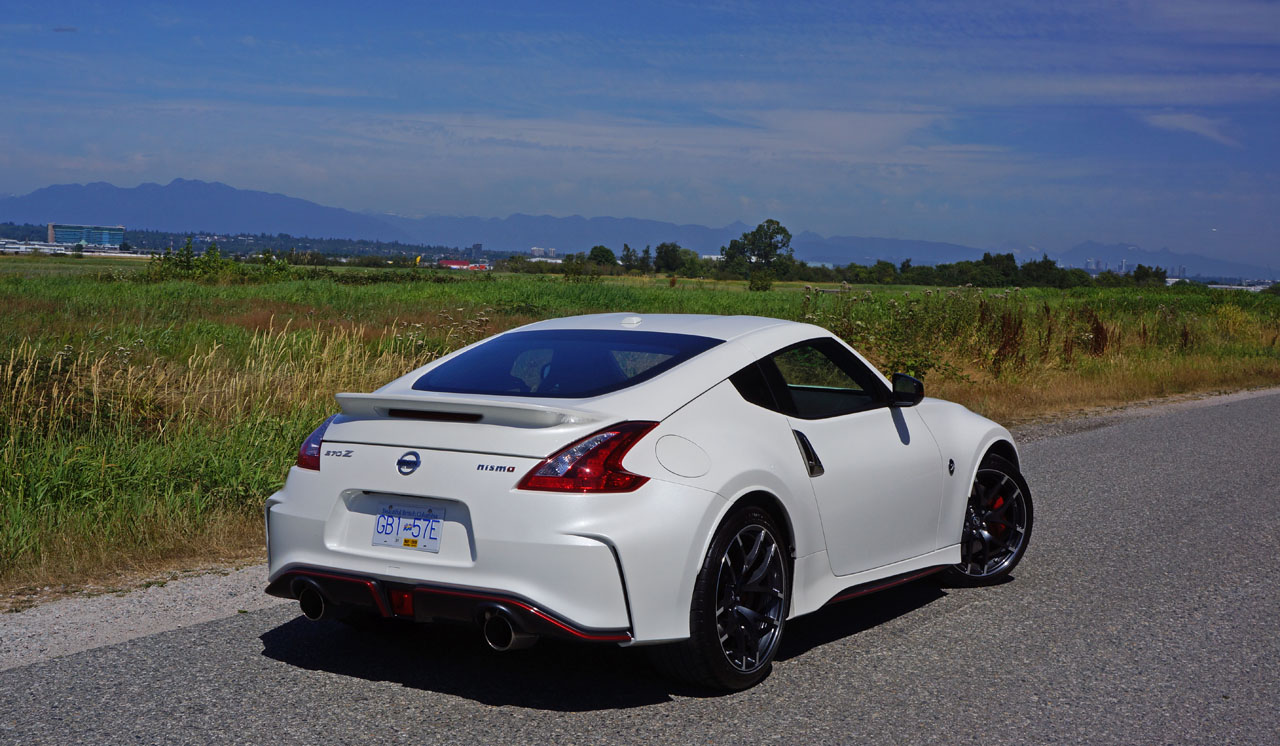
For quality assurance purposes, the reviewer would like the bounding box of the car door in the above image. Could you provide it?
[754,338,945,577]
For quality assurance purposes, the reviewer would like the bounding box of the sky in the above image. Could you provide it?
[2,1,1278,264]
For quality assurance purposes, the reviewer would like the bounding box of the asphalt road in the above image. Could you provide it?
[3,391,1279,745]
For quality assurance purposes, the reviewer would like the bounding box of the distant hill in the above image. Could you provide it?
[790,231,980,266]
[0,179,411,242]
[1,179,1272,279]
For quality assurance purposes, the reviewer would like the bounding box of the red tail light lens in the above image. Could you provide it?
[517,421,658,493]
[296,415,338,471]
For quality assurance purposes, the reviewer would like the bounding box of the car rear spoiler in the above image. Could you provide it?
[335,392,603,429]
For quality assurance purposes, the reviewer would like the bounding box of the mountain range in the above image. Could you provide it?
[1,179,1272,279]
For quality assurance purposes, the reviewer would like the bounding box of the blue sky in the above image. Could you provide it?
[2,1,1278,263]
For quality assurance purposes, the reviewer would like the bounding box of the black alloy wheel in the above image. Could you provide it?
[945,453,1033,586]
[649,506,790,691]
[714,522,788,673]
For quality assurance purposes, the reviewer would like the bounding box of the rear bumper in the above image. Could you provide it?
[265,460,727,643]
[266,567,632,642]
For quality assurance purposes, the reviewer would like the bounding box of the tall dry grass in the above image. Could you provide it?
[0,320,491,589]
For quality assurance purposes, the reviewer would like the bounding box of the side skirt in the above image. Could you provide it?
[822,566,944,607]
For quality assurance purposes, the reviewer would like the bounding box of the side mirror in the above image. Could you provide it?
[891,373,924,407]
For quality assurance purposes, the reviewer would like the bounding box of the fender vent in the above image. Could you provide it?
[792,430,825,477]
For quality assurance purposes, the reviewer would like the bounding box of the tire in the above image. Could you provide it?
[649,506,790,691]
[944,453,1033,586]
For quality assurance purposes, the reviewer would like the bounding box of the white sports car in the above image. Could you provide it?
[265,313,1032,690]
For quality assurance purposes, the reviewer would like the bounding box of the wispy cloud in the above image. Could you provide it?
[0,1,1277,262]
[1135,0,1280,45]
[1141,112,1242,147]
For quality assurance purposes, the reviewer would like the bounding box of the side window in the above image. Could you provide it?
[729,362,777,411]
[765,338,886,419]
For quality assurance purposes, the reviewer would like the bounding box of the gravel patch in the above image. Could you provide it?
[0,565,288,671]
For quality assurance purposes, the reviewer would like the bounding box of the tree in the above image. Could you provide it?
[562,252,600,282]
[720,219,794,283]
[1062,268,1093,287]
[654,242,684,273]
[677,248,704,278]
[1093,270,1132,287]
[640,245,653,273]
[900,262,939,286]
[195,241,222,275]
[870,260,898,284]
[588,245,617,266]
[620,243,639,271]
[1131,264,1167,286]
[175,237,196,272]
[1018,254,1065,287]
[747,269,774,291]
[980,252,1018,284]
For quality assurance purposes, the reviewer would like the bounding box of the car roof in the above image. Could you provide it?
[372,313,886,422]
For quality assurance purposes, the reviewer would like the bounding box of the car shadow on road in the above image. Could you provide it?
[259,579,946,711]
[259,617,690,710]
[776,580,947,662]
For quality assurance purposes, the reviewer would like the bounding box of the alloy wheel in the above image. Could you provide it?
[714,524,787,673]
[956,467,1029,578]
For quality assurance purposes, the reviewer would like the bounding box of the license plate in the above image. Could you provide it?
[371,503,446,553]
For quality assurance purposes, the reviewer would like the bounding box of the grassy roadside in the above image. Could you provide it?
[3,255,1279,594]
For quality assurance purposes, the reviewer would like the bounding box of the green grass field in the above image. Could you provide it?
[3,253,1279,590]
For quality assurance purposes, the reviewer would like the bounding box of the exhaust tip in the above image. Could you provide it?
[482,610,538,651]
[298,585,327,621]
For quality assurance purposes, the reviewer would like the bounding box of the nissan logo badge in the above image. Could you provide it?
[396,451,421,476]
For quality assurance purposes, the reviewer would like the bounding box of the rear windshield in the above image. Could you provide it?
[412,329,723,398]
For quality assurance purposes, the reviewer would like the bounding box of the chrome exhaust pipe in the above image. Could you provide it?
[482,609,538,651]
[296,581,330,621]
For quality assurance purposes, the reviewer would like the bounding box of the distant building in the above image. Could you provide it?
[529,246,557,258]
[48,223,125,247]
[0,239,63,254]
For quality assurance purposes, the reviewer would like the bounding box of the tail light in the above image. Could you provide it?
[517,421,658,493]
[296,415,338,471]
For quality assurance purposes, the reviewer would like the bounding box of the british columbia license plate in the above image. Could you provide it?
[371,503,445,553]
